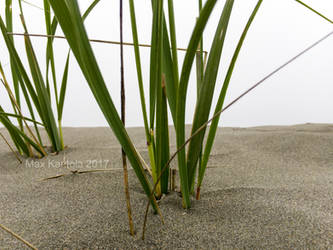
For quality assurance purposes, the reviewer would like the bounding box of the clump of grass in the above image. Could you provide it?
[0,0,100,157]
[46,0,263,213]
[1,0,331,239]
[46,0,162,215]
[47,0,332,213]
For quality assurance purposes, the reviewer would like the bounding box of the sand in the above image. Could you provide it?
[0,124,332,249]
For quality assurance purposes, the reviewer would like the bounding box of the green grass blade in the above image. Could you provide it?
[150,0,164,196]
[149,1,178,126]
[295,0,333,24]
[128,0,150,141]
[186,0,234,192]
[0,16,45,127]
[155,69,165,196]
[0,105,44,157]
[20,14,62,152]
[149,2,157,131]
[0,26,43,147]
[149,0,162,130]
[167,0,179,81]
[0,112,44,126]
[45,0,100,108]
[129,0,162,193]
[158,16,176,192]
[5,0,23,130]
[14,70,44,144]
[175,0,218,208]
[5,0,13,51]
[43,0,52,35]
[196,0,204,98]
[57,51,70,149]
[7,123,45,156]
[157,11,177,193]
[195,50,204,99]
[0,65,24,155]
[17,73,43,144]
[48,0,160,214]
[58,52,70,122]
[129,0,160,197]
[161,16,177,121]
[159,76,170,194]
[52,0,100,148]
[0,107,30,156]
[82,0,101,20]
[198,0,263,195]
[167,0,179,93]
[51,17,58,37]
[43,0,55,99]
[193,0,204,194]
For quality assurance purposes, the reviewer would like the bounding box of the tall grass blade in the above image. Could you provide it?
[128,0,150,141]
[156,74,170,194]
[20,14,62,151]
[5,2,46,144]
[57,52,70,148]
[196,0,204,97]
[176,0,218,208]
[149,0,160,130]
[47,0,161,214]
[149,1,178,122]
[5,0,18,102]
[197,0,263,198]
[16,73,43,144]
[58,52,70,124]
[149,0,165,196]
[193,0,204,194]
[60,1,101,148]
[5,0,21,126]
[44,0,56,99]
[161,23,177,121]
[168,0,179,83]
[5,1,28,147]
[187,0,234,192]
[166,0,179,96]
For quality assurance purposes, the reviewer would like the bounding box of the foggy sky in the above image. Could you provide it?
[0,0,332,127]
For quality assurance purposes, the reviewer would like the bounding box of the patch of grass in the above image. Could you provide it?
[0,0,100,157]
[1,0,332,239]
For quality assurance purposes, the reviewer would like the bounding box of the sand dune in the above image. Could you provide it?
[1,124,332,248]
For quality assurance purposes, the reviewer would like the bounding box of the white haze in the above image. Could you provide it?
[0,0,332,128]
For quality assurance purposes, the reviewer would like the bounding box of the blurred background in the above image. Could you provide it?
[0,0,332,127]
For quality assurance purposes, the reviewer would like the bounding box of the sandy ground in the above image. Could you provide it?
[0,124,333,249]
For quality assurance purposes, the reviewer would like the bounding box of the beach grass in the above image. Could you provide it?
[0,0,100,157]
[1,0,332,239]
